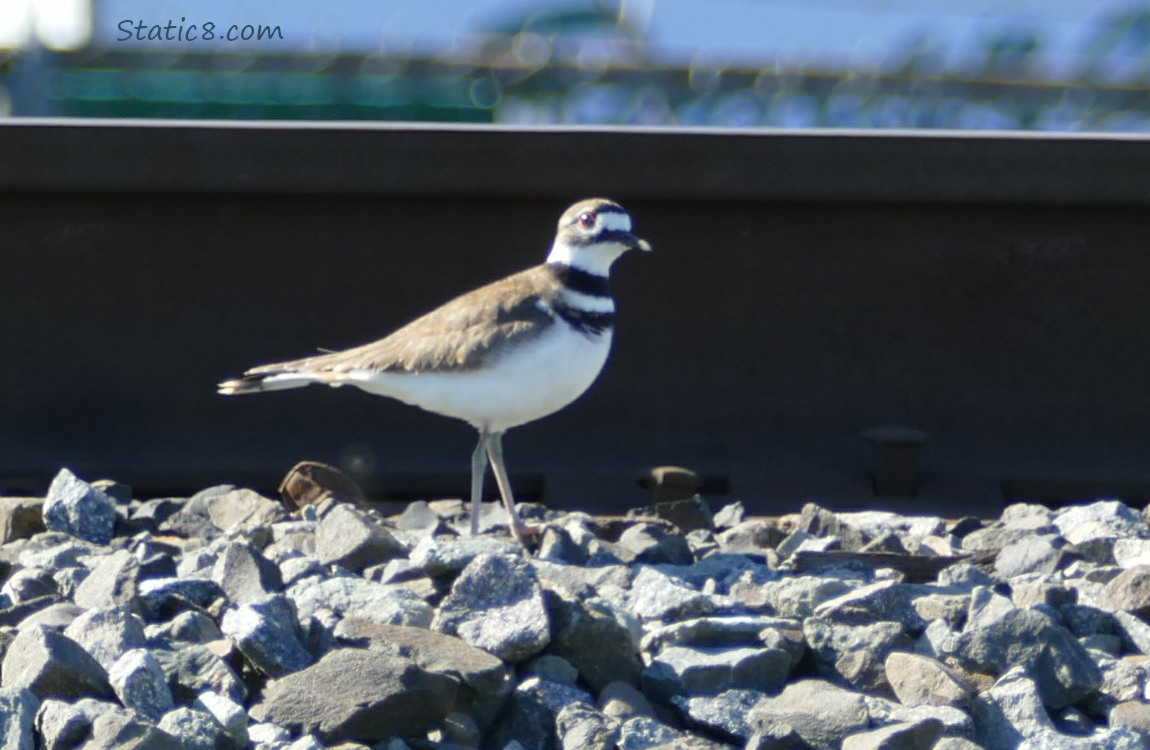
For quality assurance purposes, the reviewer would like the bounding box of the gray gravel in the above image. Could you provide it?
[4,468,1150,748]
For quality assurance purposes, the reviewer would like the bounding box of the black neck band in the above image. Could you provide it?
[547,263,611,298]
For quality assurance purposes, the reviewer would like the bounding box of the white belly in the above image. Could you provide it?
[349,327,613,432]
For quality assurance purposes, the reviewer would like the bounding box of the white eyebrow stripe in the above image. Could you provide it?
[598,212,632,232]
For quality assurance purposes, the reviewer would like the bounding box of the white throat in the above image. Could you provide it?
[547,241,627,276]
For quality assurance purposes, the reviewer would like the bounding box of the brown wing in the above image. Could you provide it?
[247,265,561,376]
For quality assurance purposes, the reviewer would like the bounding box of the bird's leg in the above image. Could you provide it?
[469,431,489,536]
[485,431,530,548]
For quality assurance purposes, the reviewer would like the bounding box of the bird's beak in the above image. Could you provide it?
[626,233,653,252]
[602,229,652,252]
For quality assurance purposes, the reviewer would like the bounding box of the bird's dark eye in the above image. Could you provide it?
[577,212,596,229]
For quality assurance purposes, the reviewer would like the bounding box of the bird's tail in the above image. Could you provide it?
[218,371,318,395]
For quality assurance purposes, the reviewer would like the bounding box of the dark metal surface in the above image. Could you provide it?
[3,120,1150,516]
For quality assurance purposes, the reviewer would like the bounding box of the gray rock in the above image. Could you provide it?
[407,536,523,576]
[1057,706,1096,735]
[779,531,840,557]
[641,614,803,653]
[250,648,458,743]
[36,698,112,750]
[861,695,972,736]
[157,706,232,750]
[909,591,968,628]
[279,556,323,587]
[493,677,594,750]
[1011,581,1075,609]
[74,550,140,611]
[0,498,45,545]
[744,723,808,750]
[1061,603,1119,638]
[931,740,985,750]
[84,708,179,750]
[2,568,58,604]
[289,576,433,630]
[962,505,1055,553]
[531,559,632,602]
[1017,729,1148,750]
[18,534,98,569]
[598,681,657,720]
[1110,700,1150,740]
[0,595,63,630]
[841,719,944,750]
[0,687,38,750]
[281,736,326,750]
[63,606,148,673]
[761,575,854,618]
[971,667,1056,748]
[194,690,249,748]
[0,624,113,700]
[1102,566,1150,618]
[1084,655,1150,716]
[964,585,1016,631]
[813,579,925,633]
[220,594,312,678]
[954,606,1101,709]
[176,547,217,579]
[523,654,579,685]
[315,504,406,573]
[17,600,82,631]
[797,503,869,551]
[643,643,793,702]
[152,643,246,705]
[1054,501,1148,546]
[672,688,765,742]
[202,488,283,533]
[137,577,226,621]
[803,617,913,694]
[43,469,118,545]
[555,703,619,750]
[537,526,590,565]
[717,519,785,557]
[432,552,550,663]
[107,649,173,722]
[125,539,177,579]
[332,620,512,727]
[395,500,442,534]
[52,567,89,601]
[859,532,910,555]
[616,716,691,750]
[1114,610,1150,655]
[712,501,746,530]
[1114,539,1150,569]
[247,722,291,746]
[647,496,714,534]
[547,595,642,691]
[616,523,693,565]
[650,552,771,594]
[144,609,223,647]
[126,498,182,534]
[211,542,283,606]
[747,679,869,750]
[884,651,970,707]
[626,566,715,622]
[995,534,1078,579]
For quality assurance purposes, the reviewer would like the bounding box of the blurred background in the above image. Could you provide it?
[3,0,1150,131]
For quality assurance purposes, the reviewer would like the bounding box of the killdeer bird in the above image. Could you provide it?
[219,198,651,547]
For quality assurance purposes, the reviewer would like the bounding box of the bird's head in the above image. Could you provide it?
[547,198,651,275]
